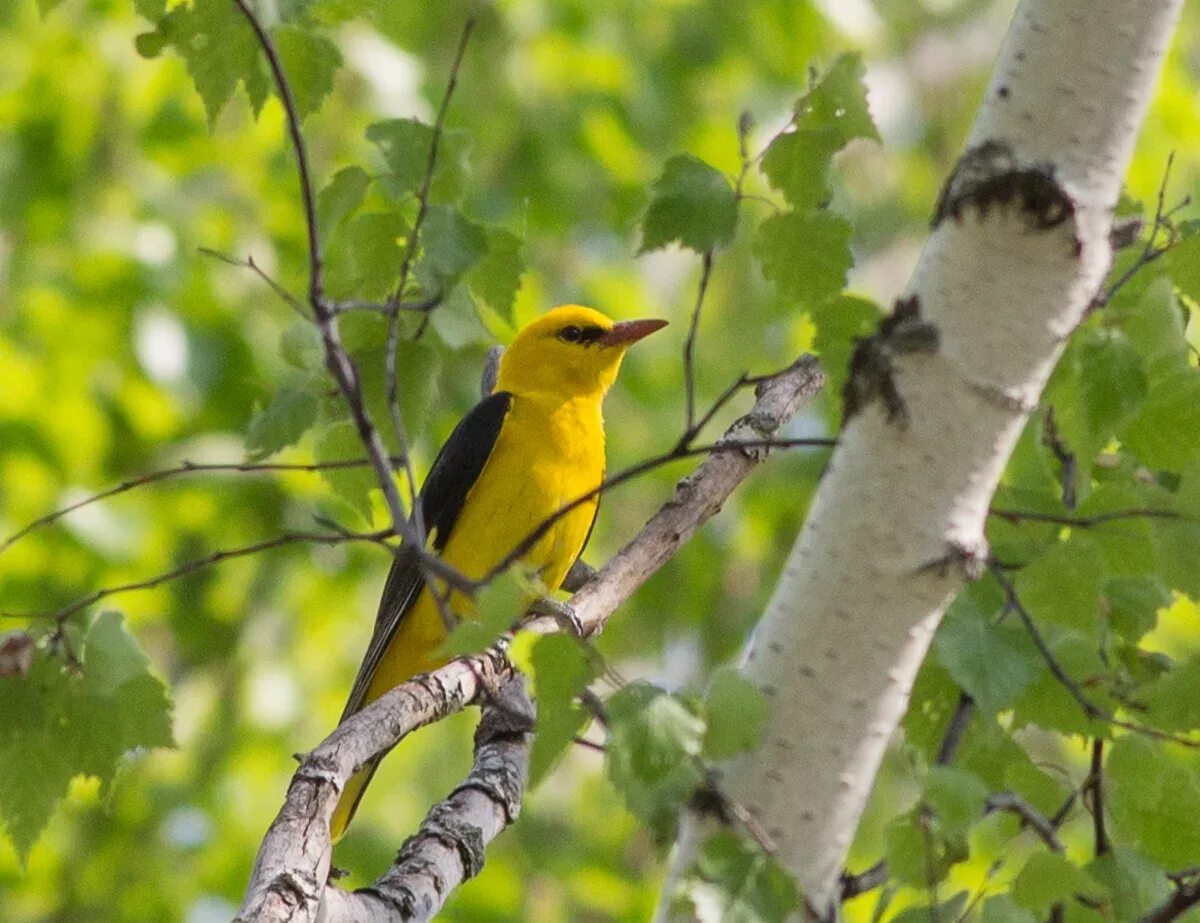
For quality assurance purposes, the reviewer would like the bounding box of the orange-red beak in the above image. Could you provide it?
[598,318,668,348]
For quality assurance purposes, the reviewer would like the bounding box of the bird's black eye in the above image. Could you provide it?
[558,325,583,343]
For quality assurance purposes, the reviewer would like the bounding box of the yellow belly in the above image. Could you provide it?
[332,392,604,839]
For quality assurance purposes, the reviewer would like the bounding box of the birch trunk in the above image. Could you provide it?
[660,0,1183,916]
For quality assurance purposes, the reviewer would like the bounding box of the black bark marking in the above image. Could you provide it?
[932,140,1076,235]
[843,295,940,427]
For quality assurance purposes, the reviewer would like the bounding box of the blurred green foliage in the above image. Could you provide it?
[2,0,1200,920]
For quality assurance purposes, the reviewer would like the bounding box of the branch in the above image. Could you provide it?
[1138,873,1200,923]
[991,565,1200,749]
[0,529,394,624]
[230,0,421,554]
[0,457,394,558]
[237,355,826,923]
[1088,739,1109,857]
[320,674,533,923]
[989,507,1181,527]
[985,792,1064,853]
[383,15,477,543]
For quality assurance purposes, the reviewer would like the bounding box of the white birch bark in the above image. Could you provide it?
[660,0,1183,916]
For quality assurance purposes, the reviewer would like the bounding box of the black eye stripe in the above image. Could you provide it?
[557,324,605,344]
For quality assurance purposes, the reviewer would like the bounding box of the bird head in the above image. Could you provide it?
[495,305,667,400]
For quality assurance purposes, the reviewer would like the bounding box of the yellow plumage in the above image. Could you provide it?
[330,305,666,841]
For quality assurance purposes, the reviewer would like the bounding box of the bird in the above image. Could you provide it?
[330,304,667,841]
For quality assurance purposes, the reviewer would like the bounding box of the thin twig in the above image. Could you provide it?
[1093,152,1190,312]
[989,507,1182,527]
[198,248,308,318]
[990,564,1200,749]
[936,693,975,766]
[0,458,397,557]
[985,792,1064,853]
[0,529,394,624]
[680,119,755,434]
[1138,872,1200,923]
[230,0,427,559]
[1088,739,1109,857]
[383,16,477,548]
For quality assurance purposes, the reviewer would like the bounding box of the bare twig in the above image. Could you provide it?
[199,248,308,317]
[936,693,975,766]
[840,861,887,901]
[0,529,394,624]
[989,507,1182,527]
[991,565,1200,748]
[383,15,477,546]
[230,0,424,559]
[680,118,756,435]
[1093,152,1190,312]
[1138,872,1200,923]
[1088,739,1109,857]
[985,792,1064,852]
[1042,408,1077,510]
[0,458,396,557]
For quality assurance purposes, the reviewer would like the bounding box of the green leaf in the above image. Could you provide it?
[419,206,488,294]
[324,211,407,301]
[1162,229,1200,305]
[810,295,880,408]
[760,129,840,210]
[307,0,374,26]
[1014,537,1106,635]
[280,320,324,371]
[1079,329,1147,443]
[980,895,1037,923]
[681,832,800,923]
[317,166,370,235]
[1114,276,1189,378]
[440,570,525,657]
[468,227,525,323]
[134,0,167,20]
[801,52,881,144]
[315,422,378,518]
[1104,576,1169,642]
[367,118,435,197]
[702,667,768,760]
[759,53,878,209]
[1011,636,1113,737]
[891,895,969,923]
[605,683,704,840]
[924,766,988,836]
[1075,487,1159,577]
[0,613,173,860]
[933,589,1042,715]
[138,0,269,125]
[245,383,318,460]
[753,210,853,305]
[526,634,598,785]
[1110,738,1200,866]
[1138,654,1200,731]
[36,0,66,15]
[1086,847,1171,921]
[1121,370,1200,469]
[639,154,738,254]
[366,121,468,202]
[1012,852,1104,916]
[273,26,341,120]
[885,814,937,886]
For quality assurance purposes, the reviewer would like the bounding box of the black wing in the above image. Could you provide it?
[339,391,514,720]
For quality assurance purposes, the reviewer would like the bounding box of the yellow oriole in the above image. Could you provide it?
[330,305,667,840]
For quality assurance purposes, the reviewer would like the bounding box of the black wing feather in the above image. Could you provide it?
[339,391,513,720]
